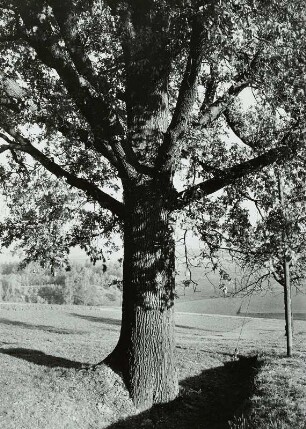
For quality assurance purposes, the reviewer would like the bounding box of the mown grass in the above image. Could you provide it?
[0,303,306,428]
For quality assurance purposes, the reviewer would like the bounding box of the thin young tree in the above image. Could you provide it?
[193,149,306,356]
[0,1,305,408]
[221,163,306,355]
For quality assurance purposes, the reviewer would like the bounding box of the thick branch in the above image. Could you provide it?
[7,35,141,180]
[155,14,210,173]
[36,114,122,168]
[0,144,11,154]
[0,75,128,176]
[224,108,256,149]
[176,135,295,209]
[197,53,260,128]
[0,130,125,218]
[27,38,119,140]
[27,144,125,218]
[48,1,105,93]
[39,114,151,179]
[4,3,160,181]
[197,80,250,128]
[201,63,218,110]
[12,2,131,173]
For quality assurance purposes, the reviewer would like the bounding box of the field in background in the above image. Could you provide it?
[2,260,306,325]
[175,293,306,321]
[175,265,306,320]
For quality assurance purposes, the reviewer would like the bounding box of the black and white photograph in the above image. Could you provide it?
[0,1,305,427]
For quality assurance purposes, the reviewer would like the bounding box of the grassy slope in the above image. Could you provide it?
[0,303,306,428]
[229,353,306,429]
[252,353,306,428]
[175,293,306,320]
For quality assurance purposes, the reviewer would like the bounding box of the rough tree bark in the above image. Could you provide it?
[105,181,178,410]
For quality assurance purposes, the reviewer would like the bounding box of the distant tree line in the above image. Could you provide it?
[0,261,122,306]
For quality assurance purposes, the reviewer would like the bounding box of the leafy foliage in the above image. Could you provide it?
[0,0,305,272]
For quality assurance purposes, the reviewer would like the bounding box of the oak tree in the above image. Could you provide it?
[0,0,305,409]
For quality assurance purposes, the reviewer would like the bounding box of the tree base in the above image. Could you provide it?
[102,309,179,411]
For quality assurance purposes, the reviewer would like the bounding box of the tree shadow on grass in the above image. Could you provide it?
[0,347,86,369]
[106,356,260,429]
[70,313,121,326]
[0,317,85,334]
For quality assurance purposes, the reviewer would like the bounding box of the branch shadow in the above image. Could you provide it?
[0,347,86,369]
[0,317,85,335]
[70,313,121,326]
[106,356,260,429]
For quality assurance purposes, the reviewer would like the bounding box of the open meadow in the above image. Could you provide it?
[0,301,306,428]
[175,292,306,320]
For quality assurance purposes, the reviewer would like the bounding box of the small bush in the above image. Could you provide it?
[37,284,65,304]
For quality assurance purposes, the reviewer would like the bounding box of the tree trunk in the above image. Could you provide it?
[283,258,293,357]
[103,15,176,408]
[278,173,293,356]
[105,182,178,410]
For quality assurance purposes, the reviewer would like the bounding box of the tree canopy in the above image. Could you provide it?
[0,0,305,267]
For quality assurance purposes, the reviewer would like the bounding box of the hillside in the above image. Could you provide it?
[175,293,306,320]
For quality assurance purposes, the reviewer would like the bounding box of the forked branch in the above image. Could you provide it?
[196,52,260,128]
[155,13,211,173]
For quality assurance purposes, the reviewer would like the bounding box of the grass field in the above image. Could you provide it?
[175,290,306,319]
[0,302,306,428]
